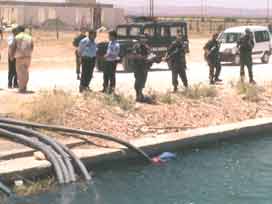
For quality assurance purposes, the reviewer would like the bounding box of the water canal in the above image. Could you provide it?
[6,133,272,204]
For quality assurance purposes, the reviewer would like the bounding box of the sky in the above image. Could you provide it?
[98,0,269,9]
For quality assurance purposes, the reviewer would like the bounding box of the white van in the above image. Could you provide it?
[219,26,272,65]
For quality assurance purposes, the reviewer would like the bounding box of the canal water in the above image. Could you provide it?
[6,134,272,204]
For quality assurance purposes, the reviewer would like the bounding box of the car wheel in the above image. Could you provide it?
[234,55,240,65]
[122,56,133,72]
[261,52,270,64]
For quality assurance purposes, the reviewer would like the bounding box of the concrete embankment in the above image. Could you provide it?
[1,118,272,181]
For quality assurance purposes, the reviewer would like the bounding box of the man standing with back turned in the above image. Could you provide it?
[73,29,86,80]
[10,26,34,93]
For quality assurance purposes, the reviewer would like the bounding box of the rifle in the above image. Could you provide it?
[204,45,217,61]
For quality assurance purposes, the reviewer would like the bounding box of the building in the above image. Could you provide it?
[0,0,126,29]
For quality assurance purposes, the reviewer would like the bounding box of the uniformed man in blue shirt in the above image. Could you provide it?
[78,29,97,93]
[103,31,120,94]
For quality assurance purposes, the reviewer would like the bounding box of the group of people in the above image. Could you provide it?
[74,27,256,103]
[73,29,189,102]
[73,29,120,94]
[1,26,255,99]
[204,28,256,85]
[5,26,34,93]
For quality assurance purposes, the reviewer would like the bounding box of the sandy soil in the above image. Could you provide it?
[1,30,270,153]
[0,30,209,70]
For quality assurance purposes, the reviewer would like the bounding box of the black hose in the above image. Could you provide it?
[46,145,70,184]
[0,118,153,163]
[0,124,76,183]
[58,143,91,181]
[0,128,65,184]
[0,181,11,196]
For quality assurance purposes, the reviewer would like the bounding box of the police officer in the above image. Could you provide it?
[237,28,255,84]
[73,29,86,80]
[165,30,188,92]
[204,33,222,84]
[103,31,120,94]
[131,37,151,102]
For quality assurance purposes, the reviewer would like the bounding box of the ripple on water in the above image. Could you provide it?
[6,133,272,204]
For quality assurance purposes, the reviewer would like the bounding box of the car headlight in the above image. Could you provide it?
[224,48,232,53]
[224,48,237,55]
[231,48,238,55]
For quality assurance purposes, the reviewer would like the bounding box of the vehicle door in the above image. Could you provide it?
[253,30,270,59]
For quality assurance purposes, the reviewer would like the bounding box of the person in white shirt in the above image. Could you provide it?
[102,30,120,94]
[7,28,18,88]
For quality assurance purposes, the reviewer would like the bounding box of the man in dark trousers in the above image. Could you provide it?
[237,28,255,84]
[73,29,86,80]
[204,33,222,85]
[165,30,188,92]
[131,38,151,102]
[103,30,120,94]
[78,29,97,93]
[8,28,18,88]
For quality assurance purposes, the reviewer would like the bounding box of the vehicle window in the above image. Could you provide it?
[130,27,141,36]
[117,27,127,37]
[255,31,270,43]
[170,26,185,37]
[144,27,155,37]
[161,27,171,37]
[219,32,241,43]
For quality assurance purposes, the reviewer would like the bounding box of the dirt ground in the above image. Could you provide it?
[0,30,209,70]
[0,30,271,152]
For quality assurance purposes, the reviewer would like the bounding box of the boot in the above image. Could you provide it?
[108,88,115,95]
[136,89,145,102]
[173,86,178,93]
[250,79,256,84]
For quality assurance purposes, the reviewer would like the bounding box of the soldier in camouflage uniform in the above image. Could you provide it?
[131,38,152,102]
[165,30,188,92]
[204,33,222,84]
[237,28,255,84]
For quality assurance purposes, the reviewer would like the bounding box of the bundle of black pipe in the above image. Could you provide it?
[0,181,11,197]
[0,117,152,163]
[0,117,153,196]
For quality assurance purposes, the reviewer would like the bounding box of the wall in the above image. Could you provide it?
[101,8,126,29]
[0,5,124,30]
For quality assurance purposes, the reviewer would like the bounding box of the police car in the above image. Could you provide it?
[219,26,272,65]
[97,19,189,72]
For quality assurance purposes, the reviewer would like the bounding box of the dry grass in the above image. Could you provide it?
[21,89,76,124]
[83,91,135,111]
[181,83,218,99]
[102,93,135,111]
[14,177,56,196]
[235,81,261,102]
[157,91,177,104]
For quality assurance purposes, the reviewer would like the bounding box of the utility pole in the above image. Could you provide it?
[149,0,154,17]
[201,0,204,19]
[267,0,270,22]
